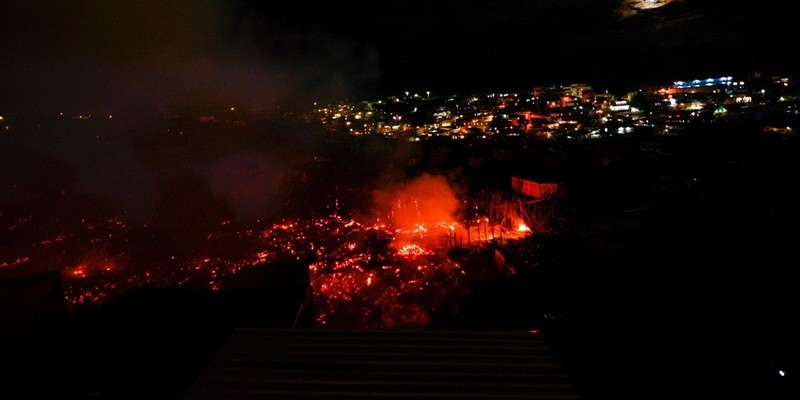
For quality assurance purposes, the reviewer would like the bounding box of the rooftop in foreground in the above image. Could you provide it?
[183,328,580,400]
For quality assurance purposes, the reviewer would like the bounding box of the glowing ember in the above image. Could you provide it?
[518,223,530,232]
[0,256,30,269]
[397,244,432,258]
[71,266,87,278]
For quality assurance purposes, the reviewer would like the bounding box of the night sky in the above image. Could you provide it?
[1,0,796,112]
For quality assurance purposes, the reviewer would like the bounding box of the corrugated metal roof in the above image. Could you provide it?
[183,328,581,400]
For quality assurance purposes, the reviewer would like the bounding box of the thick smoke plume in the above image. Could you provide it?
[371,172,463,237]
[1,0,379,226]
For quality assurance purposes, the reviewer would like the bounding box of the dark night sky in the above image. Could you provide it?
[1,0,796,112]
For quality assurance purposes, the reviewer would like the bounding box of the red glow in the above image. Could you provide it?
[397,244,432,257]
[31,207,536,326]
[0,256,31,269]
[3,173,555,328]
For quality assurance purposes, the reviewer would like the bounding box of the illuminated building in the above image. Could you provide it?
[670,76,734,94]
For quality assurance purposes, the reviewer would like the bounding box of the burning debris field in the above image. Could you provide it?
[2,172,543,329]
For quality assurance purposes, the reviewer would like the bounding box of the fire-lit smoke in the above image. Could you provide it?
[372,173,462,231]
[206,152,285,221]
[1,0,381,232]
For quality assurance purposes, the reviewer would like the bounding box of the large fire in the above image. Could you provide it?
[1,175,541,328]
